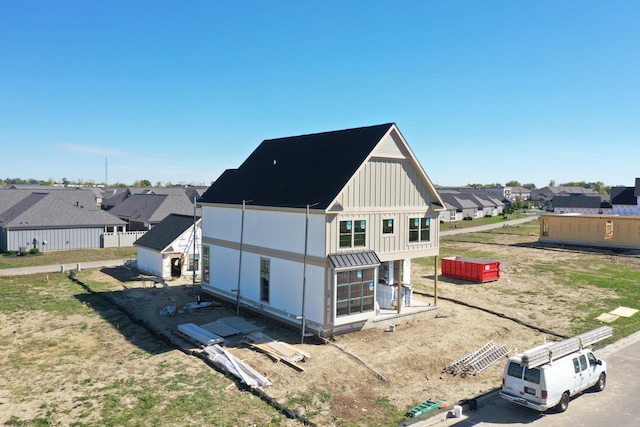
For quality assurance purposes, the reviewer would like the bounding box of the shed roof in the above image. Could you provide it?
[328,251,380,269]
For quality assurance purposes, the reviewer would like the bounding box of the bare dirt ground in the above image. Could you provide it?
[3,229,639,426]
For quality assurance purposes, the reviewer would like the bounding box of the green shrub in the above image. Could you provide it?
[29,248,40,254]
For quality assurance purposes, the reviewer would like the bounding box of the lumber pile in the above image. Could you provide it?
[245,331,310,372]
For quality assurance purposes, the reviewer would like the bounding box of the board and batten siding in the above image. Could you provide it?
[7,226,104,251]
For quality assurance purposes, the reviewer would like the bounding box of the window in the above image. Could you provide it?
[260,258,270,303]
[339,220,366,248]
[336,268,375,317]
[524,367,540,384]
[202,246,210,283]
[588,352,598,367]
[507,362,523,378]
[579,355,587,371]
[187,253,199,272]
[573,358,581,373]
[409,217,430,242]
[383,219,394,234]
[604,220,613,240]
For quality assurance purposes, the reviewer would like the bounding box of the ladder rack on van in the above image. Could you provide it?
[520,326,612,369]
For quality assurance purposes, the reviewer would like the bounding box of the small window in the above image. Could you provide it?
[524,367,540,384]
[587,352,598,367]
[579,355,587,371]
[573,358,581,373]
[604,220,613,240]
[383,219,394,234]
[260,258,270,303]
[507,362,523,378]
[202,246,210,283]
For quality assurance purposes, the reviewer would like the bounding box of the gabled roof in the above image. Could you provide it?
[134,214,200,251]
[0,191,125,229]
[107,193,197,224]
[199,123,397,209]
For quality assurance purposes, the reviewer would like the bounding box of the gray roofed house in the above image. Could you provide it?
[107,192,199,231]
[0,188,125,252]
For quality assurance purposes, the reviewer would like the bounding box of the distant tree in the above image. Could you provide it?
[505,180,521,187]
[62,178,70,187]
[135,179,152,187]
[548,179,556,187]
[523,183,537,190]
[467,183,484,188]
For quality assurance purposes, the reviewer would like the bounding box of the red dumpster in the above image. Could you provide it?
[441,256,500,283]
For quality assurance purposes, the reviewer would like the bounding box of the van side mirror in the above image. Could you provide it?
[597,359,602,365]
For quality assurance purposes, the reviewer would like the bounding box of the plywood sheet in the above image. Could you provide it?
[609,306,639,317]
[595,313,619,323]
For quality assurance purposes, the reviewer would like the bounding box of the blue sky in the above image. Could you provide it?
[1,1,638,188]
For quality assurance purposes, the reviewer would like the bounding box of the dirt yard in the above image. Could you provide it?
[3,228,638,426]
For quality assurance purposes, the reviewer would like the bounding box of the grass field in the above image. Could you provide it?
[2,219,640,426]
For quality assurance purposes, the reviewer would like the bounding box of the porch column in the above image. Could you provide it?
[396,260,402,313]
[434,255,439,305]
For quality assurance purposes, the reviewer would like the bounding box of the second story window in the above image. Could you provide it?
[409,217,430,242]
[383,219,394,234]
[339,220,366,248]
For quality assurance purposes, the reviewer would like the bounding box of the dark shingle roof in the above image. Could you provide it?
[552,194,603,209]
[134,214,200,251]
[610,186,636,205]
[107,193,197,224]
[199,123,395,209]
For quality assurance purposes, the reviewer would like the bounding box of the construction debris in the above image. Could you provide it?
[176,323,224,346]
[203,344,272,389]
[406,398,444,418]
[245,332,310,371]
[444,340,510,376]
[200,316,264,337]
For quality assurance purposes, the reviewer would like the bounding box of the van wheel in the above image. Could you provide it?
[593,373,606,392]
[556,392,569,413]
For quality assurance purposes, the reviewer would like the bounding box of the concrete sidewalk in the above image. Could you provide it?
[0,259,126,277]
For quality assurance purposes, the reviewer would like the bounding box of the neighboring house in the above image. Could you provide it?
[135,214,201,280]
[509,186,531,201]
[531,186,597,205]
[197,123,445,336]
[539,213,640,250]
[438,192,479,219]
[552,193,609,214]
[438,201,459,223]
[0,188,126,252]
[107,192,200,231]
[610,178,640,216]
[101,186,205,211]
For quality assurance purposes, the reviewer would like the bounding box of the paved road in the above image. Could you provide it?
[418,332,640,427]
[0,259,126,277]
[441,214,539,237]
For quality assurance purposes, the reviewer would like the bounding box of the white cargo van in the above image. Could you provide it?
[500,347,607,412]
[500,327,612,412]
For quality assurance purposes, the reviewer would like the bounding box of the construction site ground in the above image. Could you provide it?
[3,227,639,426]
